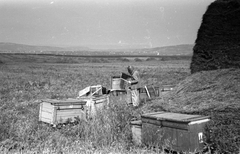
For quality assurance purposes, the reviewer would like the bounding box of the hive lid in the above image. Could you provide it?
[141,111,210,123]
[130,120,142,125]
[42,98,87,106]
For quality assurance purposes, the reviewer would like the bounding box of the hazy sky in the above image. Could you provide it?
[0,0,215,49]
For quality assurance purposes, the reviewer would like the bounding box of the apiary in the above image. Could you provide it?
[39,98,87,126]
[141,111,210,153]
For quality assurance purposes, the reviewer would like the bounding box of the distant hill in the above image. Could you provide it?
[0,42,90,52]
[135,44,194,56]
[151,44,193,55]
[0,42,193,56]
[109,44,194,56]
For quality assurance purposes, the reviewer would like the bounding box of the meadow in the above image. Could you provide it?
[0,54,192,153]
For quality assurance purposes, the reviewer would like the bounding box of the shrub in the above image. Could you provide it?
[118,58,130,62]
[134,58,142,62]
[146,57,156,61]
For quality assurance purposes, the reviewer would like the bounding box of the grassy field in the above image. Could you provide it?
[0,54,193,153]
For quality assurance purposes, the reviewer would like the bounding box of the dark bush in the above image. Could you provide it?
[134,58,142,62]
[146,57,156,61]
[117,58,130,62]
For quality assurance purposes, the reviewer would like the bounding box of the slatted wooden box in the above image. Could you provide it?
[78,95,109,118]
[137,86,160,101]
[130,120,142,146]
[39,98,87,126]
[141,112,210,153]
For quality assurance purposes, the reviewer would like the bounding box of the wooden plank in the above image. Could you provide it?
[162,121,189,130]
[142,112,205,123]
[39,117,53,124]
[39,102,43,121]
[42,99,86,107]
[57,109,85,113]
[42,106,53,110]
[42,102,53,108]
[142,117,189,130]
[41,112,53,118]
[56,109,86,120]
[53,106,57,125]
[57,114,85,120]
[57,107,85,110]
[41,108,53,113]
[145,86,151,99]
[57,112,84,117]
[41,110,53,115]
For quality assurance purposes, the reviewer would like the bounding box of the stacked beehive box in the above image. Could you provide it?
[131,111,210,153]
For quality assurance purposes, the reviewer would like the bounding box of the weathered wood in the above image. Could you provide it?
[39,98,87,125]
[130,120,142,146]
[141,112,210,153]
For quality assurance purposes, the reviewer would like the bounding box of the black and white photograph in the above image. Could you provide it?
[0,0,239,153]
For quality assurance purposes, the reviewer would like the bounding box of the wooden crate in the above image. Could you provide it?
[138,86,160,100]
[110,76,126,90]
[130,120,142,146]
[78,95,109,118]
[141,112,210,153]
[78,85,103,97]
[39,98,87,126]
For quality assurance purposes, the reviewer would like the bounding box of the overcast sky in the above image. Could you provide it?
[0,0,215,49]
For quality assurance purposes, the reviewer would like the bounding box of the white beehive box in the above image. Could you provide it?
[78,95,109,118]
[130,120,142,146]
[39,98,87,126]
[141,111,210,153]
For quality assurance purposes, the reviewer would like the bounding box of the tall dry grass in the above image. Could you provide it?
[0,61,189,153]
[156,68,240,153]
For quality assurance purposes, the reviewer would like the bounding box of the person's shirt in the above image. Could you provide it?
[129,70,140,85]
[132,70,140,82]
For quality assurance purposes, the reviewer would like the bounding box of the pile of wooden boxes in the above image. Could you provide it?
[130,111,210,153]
[39,85,109,126]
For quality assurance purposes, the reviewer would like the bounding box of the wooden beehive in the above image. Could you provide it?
[78,85,103,97]
[39,98,87,126]
[110,76,126,90]
[138,86,160,101]
[130,120,142,146]
[78,95,109,118]
[141,112,210,153]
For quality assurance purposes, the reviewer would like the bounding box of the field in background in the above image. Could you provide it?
[0,54,191,153]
